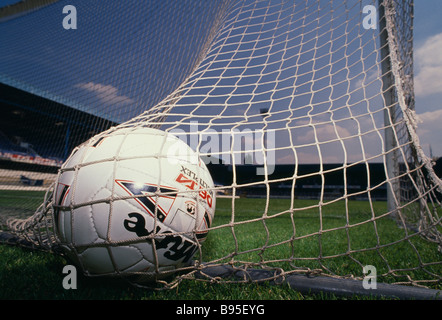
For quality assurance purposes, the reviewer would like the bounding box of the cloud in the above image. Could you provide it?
[278,117,384,164]
[75,82,134,105]
[416,109,442,156]
[354,68,380,90]
[416,109,442,136]
[292,119,354,145]
[414,33,442,96]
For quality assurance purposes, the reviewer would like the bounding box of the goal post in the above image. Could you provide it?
[379,0,398,218]
[0,0,441,298]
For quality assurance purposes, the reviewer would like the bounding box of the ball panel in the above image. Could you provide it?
[109,245,145,271]
[71,205,102,246]
[79,247,114,274]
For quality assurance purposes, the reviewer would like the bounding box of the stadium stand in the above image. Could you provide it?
[0,79,394,199]
[0,82,117,169]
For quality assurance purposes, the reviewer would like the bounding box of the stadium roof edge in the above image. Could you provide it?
[0,76,102,121]
[0,81,118,130]
[0,81,118,159]
[0,0,59,22]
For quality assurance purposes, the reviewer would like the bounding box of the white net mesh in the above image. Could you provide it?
[0,0,441,289]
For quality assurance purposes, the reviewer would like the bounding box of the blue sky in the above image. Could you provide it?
[413,1,442,158]
[1,0,21,5]
[0,0,441,161]
[0,1,224,122]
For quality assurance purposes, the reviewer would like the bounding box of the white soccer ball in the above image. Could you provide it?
[53,127,215,281]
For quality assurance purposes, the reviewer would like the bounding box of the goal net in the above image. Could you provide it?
[0,0,441,292]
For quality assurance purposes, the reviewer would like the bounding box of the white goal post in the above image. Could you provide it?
[0,0,441,297]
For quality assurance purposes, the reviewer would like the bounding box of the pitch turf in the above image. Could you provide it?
[0,190,440,300]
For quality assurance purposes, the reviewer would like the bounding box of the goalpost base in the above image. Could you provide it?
[196,265,442,300]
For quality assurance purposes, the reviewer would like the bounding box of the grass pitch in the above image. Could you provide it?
[0,190,440,300]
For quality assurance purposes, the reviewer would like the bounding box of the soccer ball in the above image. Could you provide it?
[53,126,215,281]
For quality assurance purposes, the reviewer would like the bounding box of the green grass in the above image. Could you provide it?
[0,191,441,300]
[0,190,46,219]
[201,198,442,284]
